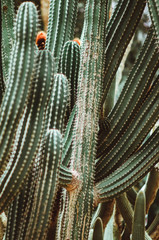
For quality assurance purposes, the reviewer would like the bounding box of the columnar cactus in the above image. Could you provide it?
[0,0,159,239]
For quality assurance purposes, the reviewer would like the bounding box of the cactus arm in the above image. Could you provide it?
[143,168,159,214]
[147,0,159,40]
[116,193,151,240]
[116,193,133,235]
[0,2,38,172]
[96,75,159,179]
[23,129,62,239]
[46,73,69,133]
[60,41,80,112]
[45,0,79,68]
[132,191,146,240]
[62,105,76,167]
[0,1,5,103]
[106,0,127,41]
[0,71,5,106]
[59,165,72,187]
[147,213,159,235]
[1,0,15,83]
[0,50,54,212]
[126,188,137,206]
[96,127,159,200]
[5,173,33,240]
[102,0,146,103]
[97,28,159,157]
[106,0,111,22]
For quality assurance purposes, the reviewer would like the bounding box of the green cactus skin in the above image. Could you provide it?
[132,191,146,240]
[62,104,76,167]
[59,164,72,187]
[0,2,38,172]
[0,50,54,212]
[102,0,146,103]
[143,168,159,213]
[97,28,159,159]
[116,193,151,240]
[126,187,137,206]
[148,0,159,42]
[22,129,62,239]
[1,0,15,83]
[60,40,80,112]
[116,193,134,235]
[0,1,5,104]
[59,1,108,239]
[97,126,159,200]
[45,0,79,69]
[96,77,159,180]
[46,73,69,133]
[5,173,33,240]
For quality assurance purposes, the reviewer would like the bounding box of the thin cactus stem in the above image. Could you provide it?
[147,213,159,235]
[142,168,159,213]
[132,191,146,240]
[62,105,76,167]
[1,0,15,83]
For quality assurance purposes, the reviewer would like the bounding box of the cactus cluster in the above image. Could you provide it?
[0,0,159,239]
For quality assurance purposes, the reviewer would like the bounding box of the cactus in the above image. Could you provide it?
[132,191,146,240]
[0,0,159,239]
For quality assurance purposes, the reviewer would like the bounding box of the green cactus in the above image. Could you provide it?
[0,0,159,239]
[132,191,146,240]
[60,40,80,112]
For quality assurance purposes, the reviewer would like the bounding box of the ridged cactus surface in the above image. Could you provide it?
[0,0,158,239]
